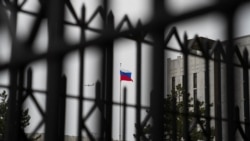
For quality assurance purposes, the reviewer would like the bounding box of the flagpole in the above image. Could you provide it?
[119,63,122,141]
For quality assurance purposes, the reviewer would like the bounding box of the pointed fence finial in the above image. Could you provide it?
[107,11,114,23]
[107,11,114,30]
[81,4,86,22]
[243,47,249,64]
[136,19,142,28]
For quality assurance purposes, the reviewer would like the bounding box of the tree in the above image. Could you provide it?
[0,91,31,140]
[134,84,214,140]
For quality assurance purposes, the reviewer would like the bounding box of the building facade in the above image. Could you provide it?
[165,35,250,141]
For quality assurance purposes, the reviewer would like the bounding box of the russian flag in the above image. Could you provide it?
[120,69,133,82]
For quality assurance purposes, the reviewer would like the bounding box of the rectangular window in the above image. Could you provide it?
[193,89,197,101]
[193,73,197,88]
[182,75,185,87]
[172,77,175,90]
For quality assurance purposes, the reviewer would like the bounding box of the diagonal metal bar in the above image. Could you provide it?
[81,122,96,141]
[165,27,184,50]
[234,45,244,65]
[18,0,27,9]
[116,15,134,32]
[86,6,105,26]
[25,68,46,117]
[24,7,45,50]
[83,104,98,122]
[65,0,81,24]
[28,119,45,140]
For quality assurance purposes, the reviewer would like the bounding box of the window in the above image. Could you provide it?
[172,77,175,90]
[193,89,197,101]
[182,75,185,87]
[193,73,197,103]
[193,73,197,88]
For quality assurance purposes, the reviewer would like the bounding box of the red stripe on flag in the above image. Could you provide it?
[120,75,133,81]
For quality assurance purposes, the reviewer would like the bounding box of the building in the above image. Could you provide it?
[166,35,250,141]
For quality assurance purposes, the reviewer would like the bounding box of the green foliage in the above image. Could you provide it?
[0,91,8,138]
[134,84,214,141]
[165,84,210,140]
[0,91,31,140]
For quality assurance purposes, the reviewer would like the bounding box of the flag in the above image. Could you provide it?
[120,69,133,82]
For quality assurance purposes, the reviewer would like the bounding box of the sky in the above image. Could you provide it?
[0,0,250,141]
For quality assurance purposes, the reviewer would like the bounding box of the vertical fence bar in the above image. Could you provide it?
[243,49,249,140]
[77,5,86,141]
[151,1,165,140]
[122,87,127,141]
[135,21,142,141]
[214,47,222,141]
[5,0,19,140]
[103,12,114,141]
[96,81,104,141]
[183,33,190,141]
[16,68,26,140]
[45,0,65,140]
[225,9,236,141]
[172,89,177,141]
[101,2,107,141]
[58,75,67,141]
[204,45,211,141]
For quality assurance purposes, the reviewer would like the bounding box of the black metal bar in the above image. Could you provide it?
[5,0,19,140]
[214,46,222,141]
[172,87,177,141]
[183,33,190,141]
[135,20,142,141]
[151,1,165,140]
[96,81,104,141]
[58,75,67,141]
[122,87,127,141]
[103,11,114,141]
[243,49,250,140]
[5,71,18,141]
[225,10,236,141]
[77,5,86,141]
[204,42,211,141]
[16,68,26,141]
[44,0,65,140]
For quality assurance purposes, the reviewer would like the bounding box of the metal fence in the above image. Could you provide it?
[0,0,250,141]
